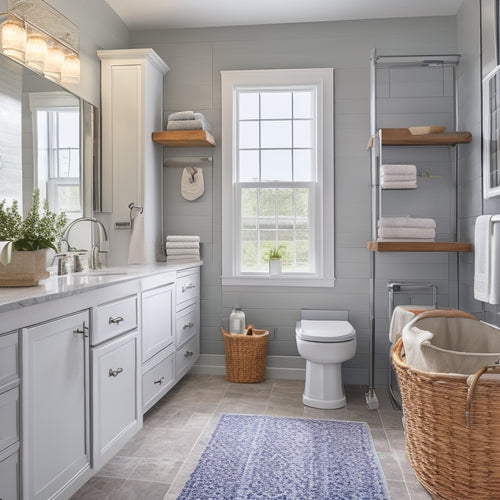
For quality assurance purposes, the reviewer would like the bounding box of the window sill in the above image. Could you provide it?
[221,275,336,288]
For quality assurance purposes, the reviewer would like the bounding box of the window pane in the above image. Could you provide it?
[295,188,309,217]
[239,121,259,148]
[241,188,258,216]
[277,189,293,216]
[241,237,258,271]
[293,120,313,148]
[293,91,313,118]
[261,92,292,119]
[261,120,291,148]
[293,149,313,181]
[58,111,79,148]
[239,151,260,181]
[258,188,276,218]
[239,92,259,120]
[261,150,292,181]
[57,185,80,214]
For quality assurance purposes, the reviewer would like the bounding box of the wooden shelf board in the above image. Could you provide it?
[152,130,216,147]
[379,128,472,146]
[367,241,472,252]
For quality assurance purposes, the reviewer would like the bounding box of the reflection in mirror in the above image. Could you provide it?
[483,65,500,198]
[0,51,94,221]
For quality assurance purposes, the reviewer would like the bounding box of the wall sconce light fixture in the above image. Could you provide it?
[0,0,79,84]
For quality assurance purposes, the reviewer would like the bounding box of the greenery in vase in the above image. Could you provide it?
[0,190,67,252]
[263,245,285,262]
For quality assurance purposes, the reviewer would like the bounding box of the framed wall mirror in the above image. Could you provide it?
[483,65,500,199]
[0,51,98,220]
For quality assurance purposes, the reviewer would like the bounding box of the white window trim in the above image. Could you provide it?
[221,68,335,287]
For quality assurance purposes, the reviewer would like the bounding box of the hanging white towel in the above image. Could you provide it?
[181,167,204,201]
[128,214,146,265]
[474,215,492,303]
[0,241,12,265]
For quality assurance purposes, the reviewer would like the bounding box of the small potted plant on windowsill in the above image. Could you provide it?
[0,189,67,286]
[263,246,284,275]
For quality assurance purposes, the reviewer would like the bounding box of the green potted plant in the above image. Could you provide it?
[263,245,284,275]
[0,189,67,286]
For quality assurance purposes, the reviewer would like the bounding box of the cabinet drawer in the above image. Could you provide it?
[0,388,19,453]
[0,443,19,500]
[176,269,200,309]
[175,302,199,348]
[175,335,199,381]
[0,332,18,392]
[142,347,175,413]
[93,295,137,345]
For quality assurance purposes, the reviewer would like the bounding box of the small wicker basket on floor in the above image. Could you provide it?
[221,326,269,383]
[392,336,500,500]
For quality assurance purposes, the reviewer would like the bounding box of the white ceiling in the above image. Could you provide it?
[103,0,464,30]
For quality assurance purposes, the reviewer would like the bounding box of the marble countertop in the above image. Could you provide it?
[0,261,201,314]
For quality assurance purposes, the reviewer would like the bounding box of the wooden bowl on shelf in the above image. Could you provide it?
[409,126,446,135]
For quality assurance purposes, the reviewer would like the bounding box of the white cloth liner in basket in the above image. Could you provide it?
[402,310,500,374]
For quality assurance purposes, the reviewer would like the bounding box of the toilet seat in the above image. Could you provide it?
[297,320,356,343]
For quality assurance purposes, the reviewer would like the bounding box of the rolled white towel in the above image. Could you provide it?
[165,241,200,249]
[381,164,417,176]
[166,248,200,256]
[380,174,417,182]
[378,227,436,239]
[381,180,417,189]
[167,235,200,242]
[378,217,436,229]
[168,110,196,121]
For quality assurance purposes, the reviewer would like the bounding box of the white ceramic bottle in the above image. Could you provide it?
[229,306,245,334]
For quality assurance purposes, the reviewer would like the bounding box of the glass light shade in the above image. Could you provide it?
[25,33,47,71]
[0,18,26,62]
[61,53,80,83]
[44,45,64,81]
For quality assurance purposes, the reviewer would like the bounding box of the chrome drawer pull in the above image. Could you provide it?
[108,367,123,377]
[183,322,194,329]
[109,316,124,325]
[181,283,196,293]
[154,376,165,385]
[184,350,194,357]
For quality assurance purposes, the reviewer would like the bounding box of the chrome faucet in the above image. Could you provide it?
[63,217,108,270]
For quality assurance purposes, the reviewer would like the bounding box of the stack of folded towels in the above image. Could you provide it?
[380,164,417,189]
[166,111,212,133]
[166,235,201,263]
[377,217,436,242]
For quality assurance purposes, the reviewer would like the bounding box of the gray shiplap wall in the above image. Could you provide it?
[131,16,460,384]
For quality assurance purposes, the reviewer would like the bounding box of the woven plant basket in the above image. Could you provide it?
[221,326,269,383]
[393,336,500,500]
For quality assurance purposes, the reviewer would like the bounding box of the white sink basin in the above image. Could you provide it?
[62,270,128,278]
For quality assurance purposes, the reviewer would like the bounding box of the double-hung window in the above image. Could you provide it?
[221,68,334,287]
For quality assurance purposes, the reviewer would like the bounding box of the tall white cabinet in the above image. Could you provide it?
[98,49,169,266]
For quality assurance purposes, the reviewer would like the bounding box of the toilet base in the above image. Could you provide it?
[302,360,347,410]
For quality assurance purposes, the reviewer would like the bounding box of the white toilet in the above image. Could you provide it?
[296,312,356,409]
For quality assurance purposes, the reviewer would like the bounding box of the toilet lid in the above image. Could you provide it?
[298,320,356,342]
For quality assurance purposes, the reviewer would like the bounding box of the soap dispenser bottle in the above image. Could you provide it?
[229,306,245,334]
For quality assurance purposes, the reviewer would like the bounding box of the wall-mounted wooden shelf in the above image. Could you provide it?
[152,130,216,147]
[367,241,472,252]
[378,128,472,146]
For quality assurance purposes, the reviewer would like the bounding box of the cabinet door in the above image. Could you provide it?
[92,330,141,469]
[0,444,19,500]
[142,283,174,362]
[22,311,90,500]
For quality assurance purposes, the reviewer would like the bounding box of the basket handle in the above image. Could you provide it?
[415,309,477,321]
[245,324,254,336]
[466,363,500,427]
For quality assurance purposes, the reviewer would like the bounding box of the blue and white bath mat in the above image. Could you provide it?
[178,414,389,499]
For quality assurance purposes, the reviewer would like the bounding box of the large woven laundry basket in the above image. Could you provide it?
[392,309,500,500]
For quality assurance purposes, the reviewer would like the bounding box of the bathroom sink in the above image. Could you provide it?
[61,270,128,278]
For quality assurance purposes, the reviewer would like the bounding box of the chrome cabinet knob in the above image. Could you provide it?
[109,316,124,325]
[108,367,123,377]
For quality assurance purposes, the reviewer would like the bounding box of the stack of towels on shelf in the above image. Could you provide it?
[380,164,417,189]
[166,235,201,263]
[166,111,212,133]
[377,217,436,242]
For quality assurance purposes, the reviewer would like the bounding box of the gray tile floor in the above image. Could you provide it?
[71,374,432,500]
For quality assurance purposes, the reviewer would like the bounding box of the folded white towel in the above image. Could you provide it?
[381,181,418,189]
[378,217,436,229]
[167,119,208,131]
[168,110,196,121]
[378,227,436,239]
[377,238,436,242]
[380,174,417,182]
[166,248,200,256]
[167,235,200,242]
[167,255,201,261]
[381,164,417,176]
[165,241,200,249]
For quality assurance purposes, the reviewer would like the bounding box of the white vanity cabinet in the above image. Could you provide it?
[0,330,20,500]
[175,267,200,380]
[22,311,90,500]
